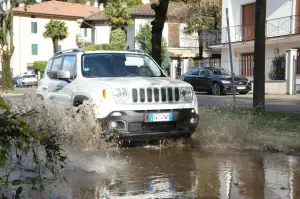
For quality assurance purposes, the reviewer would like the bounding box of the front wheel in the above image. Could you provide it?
[239,91,249,95]
[212,83,222,96]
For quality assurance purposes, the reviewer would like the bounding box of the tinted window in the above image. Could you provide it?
[190,70,199,76]
[25,75,36,78]
[200,70,207,76]
[50,57,63,79]
[82,53,164,78]
[62,56,76,79]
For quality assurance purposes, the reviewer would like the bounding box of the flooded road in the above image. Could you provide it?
[42,147,300,199]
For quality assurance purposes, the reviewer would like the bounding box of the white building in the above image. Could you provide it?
[208,0,300,95]
[8,0,99,77]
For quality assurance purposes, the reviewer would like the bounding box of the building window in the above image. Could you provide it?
[240,53,254,76]
[84,28,88,37]
[32,44,38,55]
[31,22,37,33]
[58,45,62,52]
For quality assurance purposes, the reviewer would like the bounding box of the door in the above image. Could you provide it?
[184,69,200,90]
[242,3,256,41]
[296,0,300,34]
[192,69,210,91]
[46,56,64,104]
[240,53,254,76]
[295,50,300,94]
[54,55,77,108]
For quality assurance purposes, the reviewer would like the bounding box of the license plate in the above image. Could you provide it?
[149,113,172,122]
[237,86,246,90]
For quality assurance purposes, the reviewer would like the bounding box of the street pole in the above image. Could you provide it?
[253,0,266,112]
[226,8,236,109]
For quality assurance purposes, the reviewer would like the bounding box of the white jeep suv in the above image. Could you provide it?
[36,49,199,140]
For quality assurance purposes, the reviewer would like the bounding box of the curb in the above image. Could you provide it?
[0,93,25,97]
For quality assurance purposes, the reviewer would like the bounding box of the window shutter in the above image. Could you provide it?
[31,22,37,33]
[32,44,38,55]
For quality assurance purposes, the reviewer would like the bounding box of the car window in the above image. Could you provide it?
[25,75,36,78]
[190,70,199,76]
[199,70,207,76]
[50,57,63,79]
[62,56,76,79]
[82,53,164,78]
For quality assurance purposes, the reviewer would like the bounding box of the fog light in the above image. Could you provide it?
[111,112,122,116]
[110,121,117,128]
[190,118,197,124]
[191,109,195,113]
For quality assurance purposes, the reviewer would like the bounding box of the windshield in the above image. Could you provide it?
[81,53,164,78]
[207,68,231,76]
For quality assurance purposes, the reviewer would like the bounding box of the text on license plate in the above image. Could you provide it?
[237,86,246,90]
[149,113,173,122]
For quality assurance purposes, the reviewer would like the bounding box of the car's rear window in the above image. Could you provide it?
[25,75,36,78]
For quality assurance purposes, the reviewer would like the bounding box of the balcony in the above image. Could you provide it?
[206,15,300,47]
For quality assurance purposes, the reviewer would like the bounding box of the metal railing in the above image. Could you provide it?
[206,15,300,46]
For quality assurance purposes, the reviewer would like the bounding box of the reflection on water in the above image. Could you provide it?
[44,148,300,199]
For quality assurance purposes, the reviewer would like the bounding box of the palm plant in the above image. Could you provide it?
[43,19,69,54]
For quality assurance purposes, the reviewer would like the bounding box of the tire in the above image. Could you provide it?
[211,83,222,96]
[239,91,249,95]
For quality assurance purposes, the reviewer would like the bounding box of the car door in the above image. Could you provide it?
[46,56,64,105]
[184,69,200,89]
[192,69,209,91]
[54,55,77,108]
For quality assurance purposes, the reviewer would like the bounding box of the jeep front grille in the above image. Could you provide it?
[132,87,180,103]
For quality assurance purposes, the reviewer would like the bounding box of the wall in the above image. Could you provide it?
[126,24,135,50]
[94,23,111,45]
[11,15,90,76]
[178,23,198,49]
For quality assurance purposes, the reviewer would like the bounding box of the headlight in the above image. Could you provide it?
[180,87,193,101]
[111,88,127,102]
[221,80,231,84]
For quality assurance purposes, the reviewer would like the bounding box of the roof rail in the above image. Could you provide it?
[54,48,84,56]
[125,49,145,53]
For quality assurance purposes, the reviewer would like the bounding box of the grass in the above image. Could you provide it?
[0,88,21,94]
[197,107,300,152]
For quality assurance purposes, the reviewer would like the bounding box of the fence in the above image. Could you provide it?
[217,57,286,81]
[206,15,300,46]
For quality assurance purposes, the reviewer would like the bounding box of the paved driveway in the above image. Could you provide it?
[2,88,300,114]
[196,92,300,113]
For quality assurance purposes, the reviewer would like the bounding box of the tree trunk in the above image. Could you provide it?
[151,0,169,66]
[253,0,266,112]
[52,38,59,54]
[197,30,203,60]
[2,53,13,90]
[1,8,14,90]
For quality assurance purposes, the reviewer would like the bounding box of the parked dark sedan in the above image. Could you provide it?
[180,67,252,95]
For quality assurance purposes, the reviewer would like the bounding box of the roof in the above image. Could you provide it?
[84,2,188,23]
[85,10,109,21]
[13,0,100,18]
[131,2,188,20]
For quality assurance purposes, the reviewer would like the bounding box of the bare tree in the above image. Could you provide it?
[253,0,266,112]
[183,0,221,59]
[150,0,169,66]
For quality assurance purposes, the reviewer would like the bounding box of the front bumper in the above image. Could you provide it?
[100,108,199,141]
[222,84,252,93]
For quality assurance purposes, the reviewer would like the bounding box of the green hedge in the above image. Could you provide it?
[82,43,125,51]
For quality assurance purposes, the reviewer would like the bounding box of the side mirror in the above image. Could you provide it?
[57,70,71,82]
